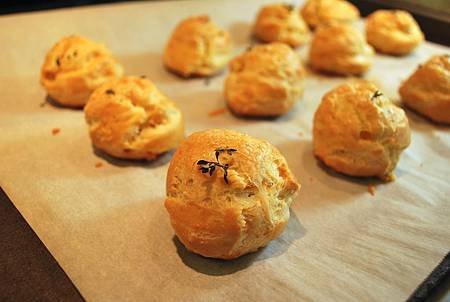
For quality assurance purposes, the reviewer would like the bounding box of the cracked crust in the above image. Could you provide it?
[84,76,184,160]
[40,35,123,107]
[165,129,300,259]
[366,10,424,56]
[399,55,450,124]
[313,81,411,181]
[254,3,310,47]
[163,15,233,77]
[309,23,374,76]
[300,0,360,30]
[225,43,305,117]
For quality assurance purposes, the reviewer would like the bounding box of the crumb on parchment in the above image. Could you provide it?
[368,184,375,196]
[52,128,60,135]
[95,162,103,168]
[208,107,227,117]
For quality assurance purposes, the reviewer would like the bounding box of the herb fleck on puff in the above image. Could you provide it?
[197,147,237,184]
[370,90,383,101]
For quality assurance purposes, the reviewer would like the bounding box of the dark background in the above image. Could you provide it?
[0,0,124,15]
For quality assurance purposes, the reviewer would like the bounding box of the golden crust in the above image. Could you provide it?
[254,3,310,47]
[399,55,450,124]
[40,35,123,108]
[165,129,300,259]
[84,76,184,160]
[313,81,411,181]
[225,43,305,117]
[366,10,424,55]
[309,23,374,76]
[163,15,233,77]
[301,0,360,29]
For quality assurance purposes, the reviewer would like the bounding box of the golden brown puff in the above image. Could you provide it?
[300,0,360,30]
[225,43,305,117]
[165,129,300,259]
[84,76,184,160]
[313,81,411,181]
[399,55,450,124]
[254,3,310,47]
[40,35,123,108]
[309,23,374,76]
[366,10,424,56]
[163,15,233,77]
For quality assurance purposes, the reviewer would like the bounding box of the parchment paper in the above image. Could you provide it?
[1,1,449,301]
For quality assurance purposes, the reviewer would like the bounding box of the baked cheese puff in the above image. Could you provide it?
[399,55,450,124]
[225,43,305,117]
[40,35,123,107]
[165,129,300,259]
[163,15,233,77]
[301,0,360,29]
[254,3,310,47]
[313,81,411,181]
[309,23,374,76]
[84,76,184,160]
[366,10,424,55]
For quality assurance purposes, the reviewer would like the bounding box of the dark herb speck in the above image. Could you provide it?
[197,147,237,184]
[370,90,383,101]
[284,3,295,11]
